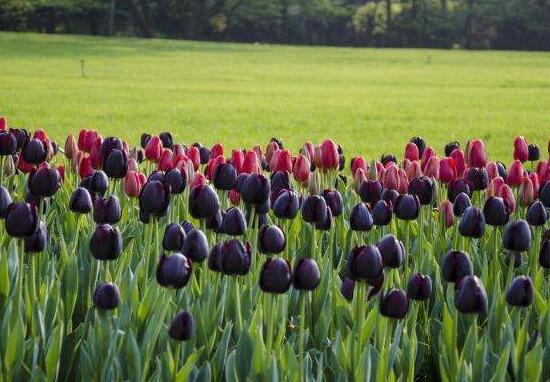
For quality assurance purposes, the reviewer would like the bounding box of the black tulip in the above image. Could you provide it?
[148,170,165,183]
[466,167,489,191]
[301,195,327,224]
[407,273,432,300]
[189,184,219,220]
[139,180,171,217]
[346,245,383,281]
[139,209,150,224]
[241,174,270,205]
[378,234,405,268]
[445,141,460,157]
[453,192,471,217]
[255,200,270,215]
[100,137,123,163]
[164,168,186,194]
[0,186,13,218]
[199,146,210,164]
[273,189,300,219]
[10,128,29,150]
[372,200,392,226]
[459,206,485,238]
[382,189,399,209]
[168,310,194,341]
[258,224,286,254]
[341,277,355,301]
[208,243,223,272]
[455,276,487,314]
[235,173,248,193]
[260,258,291,294]
[162,223,186,251]
[503,220,532,252]
[22,138,48,164]
[483,196,509,226]
[5,202,38,237]
[221,239,251,276]
[448,179,471,202]
[93,195,121,224]
[506,275,533,307]
[496,162,507,179]
[395,194,420,221]
[159,132,174,149]
[24,221,48,253]
[90,224,122,261]
[322,189,343,217]
[350,202,373,231]
[70,187,93,214]
[140,133,151,149]
[539,240,550,268]
[181,220,194,234]
[380,153,397,165]
[213,163,238,190]
[223,207,247,236]
[408,176,436,205]
[410,136,426,157]
[90,170,109,196]
[93,283,120,310]
[528,144,540,161]
[103,149,128,179]
[358,180,383,204]
[380,289,409,319]
[541,182,550,208]
[181,229,209,263]
[315,205,333,230]
[0,130,17,155]
[156,253,192,289]
[442,250,473,283]
[271,171,290,191]
[526,201,548,226]
[206,210,224,233]
[292,258,321,291]
[29,167,60,197]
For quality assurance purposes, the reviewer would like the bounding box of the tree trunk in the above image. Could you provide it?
[108,0,116,35]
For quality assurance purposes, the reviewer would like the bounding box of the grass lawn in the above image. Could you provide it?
[0,32,549,160]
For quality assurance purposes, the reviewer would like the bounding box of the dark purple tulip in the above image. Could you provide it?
[378,234,405,268]
[139,180,171,217]
[156,253,192,289]
[322,189,343,217]
[100,137,123,163]
[302,195,327,224]
[526,201,548,226]
[271,171,290,191]
[0,186,12,218]
[103,149,128,179]
[539,240,550,268]
[168,310,194,341]
[93,195,121,224]
[410,136,426,157]
[257,225,285,255]
[407,273,432,300]
[503,220,531,252]
[358,180,383,205]
[199,146,210,164]
[189,184,219,220]
[496,162,507,179]
[448,179,471,202]
[206,210,224,233]
[223,207,247,236]
[159,132,174,149]
[367,270,385,299]
[408,176,436,205]
[505,251,523,268]
[506,275,533,307]
[483,197,509,226]
[260,258,291,294]
[208,243,223,272]
[465,167,489,191]
[372,200,392,226]
[221,239,251,276]
[341,277,355,301]
[164,168,186,194]
[69,187,93,214]
[382,189,399,209]
[273,189,300,219]
[445,142,460,157]
[0,130,17,155]
[162,223,186,251]
[459,206,485,238]
[455,276,487,314]
[141,133,151,149]
[213,163,238,190]
[292,258,321,291]
[29,167,60,197]
[241,174,270,205]
[181,220,194,234]
[528,144,540,161]
[139,209,150,224]
[181,229,209,263]
[90,224,122,261]
[380,289,409,319]
[22,138,48,164]
[394,194,420,221]
[315,205,333,230]
[148,170,165,183]
[442,250,473,283]
[10,128,29,150]
[540,182,550,208]
[351,204,375,234]
[235,173,248,193]
[90,170,109,196]
[453,192,471,217]
[5,202,38,237]
[93,283,120,310]
[255,200,270,215]
[24,221,48,253]
[346,245,383,281]
[380,153,397,165]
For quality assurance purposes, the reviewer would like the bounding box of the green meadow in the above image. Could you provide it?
[1,32,549,159]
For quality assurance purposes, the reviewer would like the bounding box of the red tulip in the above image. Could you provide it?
[252,145,264,163]
[187,146,200,171]
[440,200,454,228]
[293,154,310,184]
[145,136,162,162]
[79,156,94,178]
[320,139,339,170]
[519,177,534,207]
[211,143,224,159]
[229,189,240,206]
[405,142,419,161]
[354,168,367,194]
[78,129,98,153]
[424,156,440,179]
[421,146,435,171]
[375,161,385,182]
[351,156,367,177]
[271,149,292,173]
[384,163,400,191]
[266,141,280,163]
[124,170,141,197]
[398,168,408,194]
[529,172,540,197]
[33,129,48,143]
[487,176,505,198]
[17,157,35,174]
[450,149,466,178]
[190,171,207,189]
[206,155,225,180]
[56,165,65,183]
[439,157,456,184]
[0,116,6,130]
[127,158,138,173]
[158,148,174,172]
[64,134,78,160]
[172,144,185,158]
[466,139,487,168]
[405,160,422,180]
[230,150,244,174]
[486,161,499,179]
[243,150,260,174]
[507,160,524,187]
[499,184,516,213]
[90,137,103,169]
[513,136,528,162]
[301,141,314,162]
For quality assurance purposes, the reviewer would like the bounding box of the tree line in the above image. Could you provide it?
[1,0,549,50]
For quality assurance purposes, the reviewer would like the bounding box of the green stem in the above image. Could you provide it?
[234,277,243,333]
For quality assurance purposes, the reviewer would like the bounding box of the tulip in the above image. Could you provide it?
[2,154,15,177]
[164,168,186,194]
[168,311,194,341]
[93,195,121,224]
[372,200,392,226]
[258,225,285,254]
[358,180,383,204]
[5,202,38,237]
[506,275,533,307]
[181,229,209,263]
[210,143,223,159]
[23,221,48,253]
[89,170,109,195]
[29,167,60,197]
[206,210,224,233]
[77,156,93,179]
[93,283,120,310]
[140,133,151,149]
[142,135,161,161]
[197,146,210,165]
[156,253,192,289]
[315,205,332,230]
[292,258,321,291]
[466,139,487,168]
[208,243,223,272]
[465,167,489,191]
[320,139,339,170]
[0,116,6,130]
[499,184,516,213]
[270,172,289,193]
[349,202,373,231]
[450,148,466,178]
[241,173,270,205]
[528,144,540,162]
[187,184,219,220]
[0,186,12,218]
[440,200,454,228]
[540,240,550,268]
[404,142,419,161]
[526,201,548,226]
[383,163,400,191]
[158,131,173,149]
[458,206,485,238]
[378,234,405,268]
[408,176,435,205]
[445,142,460,157]
[439,157,456,184]
[222,207,247,236]
[292,154,310,185]
[320,189,342,217]
[11,128,29,150]
[380,289,409,319]
[89,137,103,169]
[506,160,524,187]
[455,276,487,314]
[410,136,426,157]
[302,195,327,224]
[90,224,122,260]
[260,258,291,294]
[123,171,142,197]
[273,189,300,220]
[407,273,432,301]
[442,250,473,283]
[513,136,529,162]
[270,149,292,173]
[394,194,420,221]
[156,148,173,172]
[421,146,435,170]
[447,179,470,203]
[346,245,383,281]
[22,138,48,164]
[100,137,123,164]
[69,187,92,214]
[340,277,355,301]
[351,156,367,177]
[518,177,534,207]
[162,223,186,251]
[381,189,399,208]
[140,179,171,218]
[529,172,539,197]
[483,197,509,226]
[539,181,550,208]
[0,130,17,156]
[213,163,237,190]
[503,220,532,252]
[380,153,397,165]
[397,169,409,194]
[404,159,422,180]
[78,129,97,152]
[221,239,251,276]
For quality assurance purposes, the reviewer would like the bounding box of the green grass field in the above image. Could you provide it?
[1,32,549,160]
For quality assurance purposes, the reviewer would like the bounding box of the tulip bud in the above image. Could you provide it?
[383,163,400,191]
[89,137,103,169]
[5,202,38,237]
[439,200,454,228]
[526,201,548,226]
[506,275,533,307]
[293,154,310,184]
[541,182,550,208]
[349,202,373,231]
[258,225,285,254]
[273,189,300,219]
[271,171,290,191]
[394,194,420,221]
[447,179,471,202]
[320,139,339,170]
[222,207,247,236]
[292,258,321,291]
[181,229,209,263]
[168,310,194,341]
[442,250,473,283]
[466,139,487,168]
[162,223,186,251]
[69,187,92,214]
[421,146,435,171]
[90,224,122,260]
[408,176,435,205]
[221,239,251,276]
[0,186,12,219]
[444,142,460,157]
[0,116,6,130]
[93,283,120,310]
[301,195,327,224]
[450,149,466,179]
[540,240,550,268]
[358,180,382,205]
[241,173,270,205]
[29,167,60,197]
[438,157,456,184]
[211,162,236,190]
[506,160,524,187]
[455,276,487,314]
[315,205,332,230]
[2,154,15,177]
[93,195,121,224]
[188,184,219,220]
[260,258,291,294]
[380,289,409,319]
[144,136,162,161]
[22,138,48,164]
[397,168,409,194]
[89,170,109,196]
[0,130,17,156]
[381,189,399,208]
[380,153,397,166]
[24,221,48,253]
[307,171,320,196]
[351,156,367,177]
[503,220,532,252]
[483,197,509,226]
[404,142,419,161]
[346,245,383,281]
[466,167,489,191]
[210,143,224,159]
[123,171,141,198]
[513,136,529,162]
[164,168,186,194]
[458,206,485,238]
[378,234,405,268]
[156,253,192,289]
[410,136,426,157]
[527,144,540,162]
[372,200,392,226]
[499,184,516,213]
[407,273,432,301]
